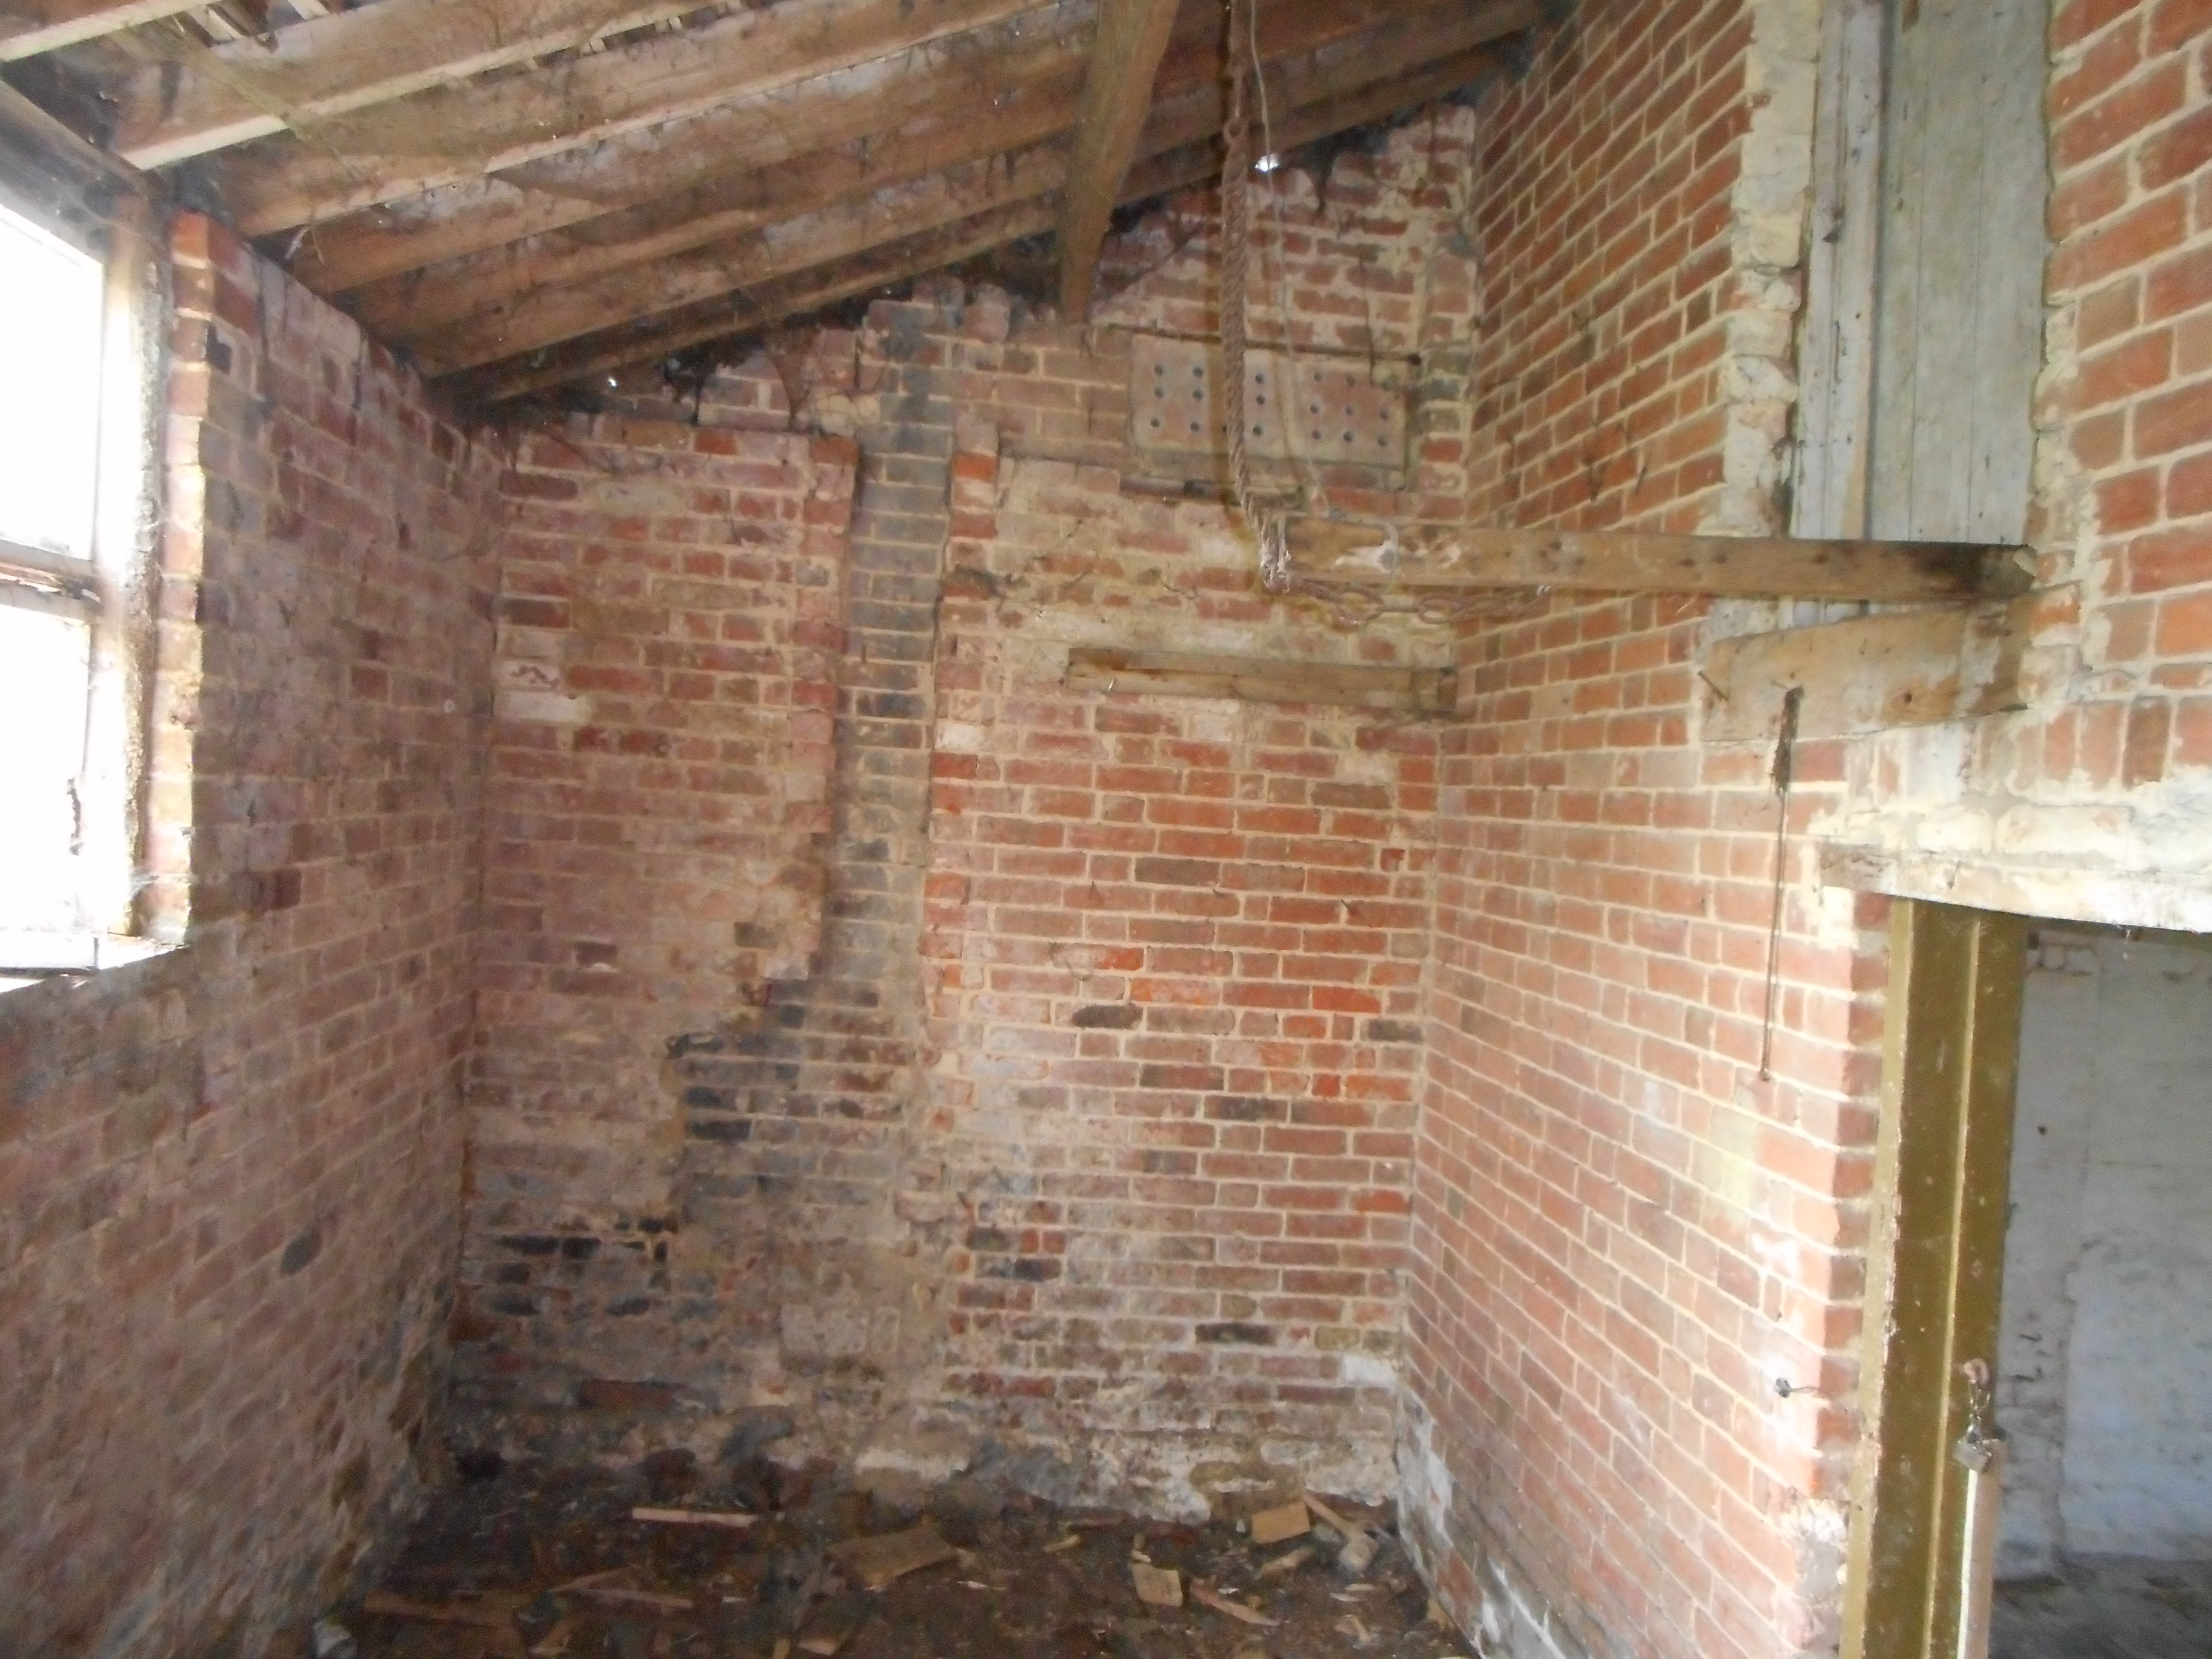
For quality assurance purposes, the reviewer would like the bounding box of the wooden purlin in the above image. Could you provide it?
[1283,518,2033,604]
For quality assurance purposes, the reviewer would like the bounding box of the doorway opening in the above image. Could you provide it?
[1841,902,2212,1659]
[1990,922,2212,1658]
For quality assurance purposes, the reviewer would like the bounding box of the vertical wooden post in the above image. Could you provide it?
[1841,899,2026,1659]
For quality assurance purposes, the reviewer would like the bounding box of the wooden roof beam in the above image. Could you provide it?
[0,0,200,61]
[1282,520,2033,604]
[284,12,1090,295]
[463,39,1513,399]
[1055,0,1181,319]
[462,199,1065,403]
[385,1,1523,366]
[210,0,1059,234]
[344,40,1088,339]
[408,141,1071,374]
[111,0,716,168]
[281,0,1516,296]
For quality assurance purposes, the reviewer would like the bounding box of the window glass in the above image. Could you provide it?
[0,605,92,935]
[0,207,104,560]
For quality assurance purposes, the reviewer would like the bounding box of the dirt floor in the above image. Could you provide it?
[335,1455,1476,1659]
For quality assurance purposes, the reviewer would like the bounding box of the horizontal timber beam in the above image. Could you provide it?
[1067,647,1456,712]
[1283,518,2033,603]
[1700,595,2037,743]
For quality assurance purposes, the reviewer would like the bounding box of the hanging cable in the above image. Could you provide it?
[1758,684,1805,1081]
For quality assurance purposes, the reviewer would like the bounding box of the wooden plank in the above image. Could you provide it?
[1868,0,2045,545]
[1056,0,1181,318]
[823,1523,956,1589]
[0,0,199,61]
[1282,517,2031,603]
[1699,597,2033,742]
[112,0,712,167]
[1066,647,1455,712]
[288,10,1089,295]
[1794,0,1883,539]
[460,38,1513,398]
[348,48,1086,341]
[210,0,1050,234]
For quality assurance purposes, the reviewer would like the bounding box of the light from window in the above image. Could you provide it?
[0,208,103,559]
[0,199,118,973]
[0,605,92,934]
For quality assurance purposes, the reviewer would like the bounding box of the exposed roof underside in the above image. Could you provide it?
[0,0,1538,402]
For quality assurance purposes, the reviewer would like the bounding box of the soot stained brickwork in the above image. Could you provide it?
[447,112,1485,1507]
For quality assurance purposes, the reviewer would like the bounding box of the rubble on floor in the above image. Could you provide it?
[338,1454,1476,1659]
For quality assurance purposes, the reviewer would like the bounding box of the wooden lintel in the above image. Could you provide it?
[1056,0,1180,319]
[1283,518,2032,604]
[1699,596,2035,743]
[1066,647,1456,714]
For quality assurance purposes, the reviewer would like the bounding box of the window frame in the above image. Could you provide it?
[0,175,167,980]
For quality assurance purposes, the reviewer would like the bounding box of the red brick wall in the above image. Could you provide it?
[456,413,855,1427]
[923,410,1443,1510]
[443,114,1488,1504]
[906,117,1483,1509]
[0,214,502,1657]
[1395,3,1880,1656]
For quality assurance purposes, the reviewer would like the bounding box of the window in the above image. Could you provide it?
[0,195,160,985]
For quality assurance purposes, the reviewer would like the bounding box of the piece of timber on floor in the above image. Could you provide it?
[1282,517,2032,603]
[1699,596,2038,743]
[1066,647,1457,713]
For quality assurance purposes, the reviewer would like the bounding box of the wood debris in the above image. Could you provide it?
[1258,1544,1314,1577]
[1130,1561,1183,1607]
[630,1504,758,1529]
[826,1522,957,1589]
[1042,1531,1084,1553]
[1191,1581,1277,1627]
[1304,1493,1379,1574]
[359,1590,522,1629]
[571,1584,695,1611]
[1247,1498,1310,1546]
[796,1592,871,1655]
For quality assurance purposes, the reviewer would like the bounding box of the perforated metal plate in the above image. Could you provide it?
[1129,334,1408,470]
